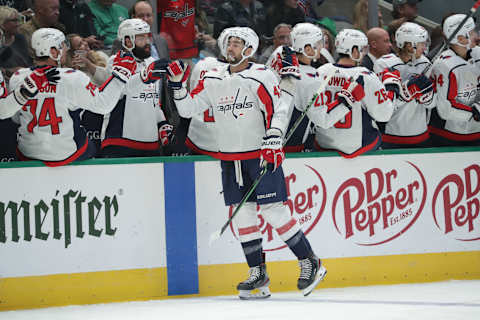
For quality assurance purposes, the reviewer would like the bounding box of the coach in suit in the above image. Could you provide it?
[111,0,169,60]
[361,27,392,71]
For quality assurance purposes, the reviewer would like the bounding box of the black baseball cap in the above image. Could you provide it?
[392,0,422,8]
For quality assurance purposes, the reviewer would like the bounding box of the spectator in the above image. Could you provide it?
[64,33,107,84]
[387,17,408,46]
[392,0,421,21]
[18,0,66,58]
[362,27,392,71]
[194,24,218,60]
[0,6,32,78]
[112,0,169,60]
[265,0,305,38]
[0,0,34,20]
[213,0,267,40]
[353,0,384,34]
[59,0,103,50]
[158,0,197,60]
[258,23,292,64]
[87,0,128,49]
[315,17,336,65]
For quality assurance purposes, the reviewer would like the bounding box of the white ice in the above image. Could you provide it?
[1,280,479,320]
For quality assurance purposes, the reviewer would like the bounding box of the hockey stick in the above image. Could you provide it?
[422,0,480,75]
[209,69,336,245]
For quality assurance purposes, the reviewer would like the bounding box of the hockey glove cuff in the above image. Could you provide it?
[167,60,191,90]
[112,51,137,83]
[158,122,174,146]
[260,128,284,172]
[22,66,59,98]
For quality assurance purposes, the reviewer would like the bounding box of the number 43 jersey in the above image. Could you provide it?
[9,67,125,165]
[314,63,394,158]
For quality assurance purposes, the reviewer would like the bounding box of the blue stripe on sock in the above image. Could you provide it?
[164,162,199,295]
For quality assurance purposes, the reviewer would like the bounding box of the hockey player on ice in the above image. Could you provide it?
[374,22,435,149]
[429,14,480,146]
[267,22,352,152]
[97,19,174,157]
[166,27,326,299]
[9,28,137,166]
[314,29,395,158]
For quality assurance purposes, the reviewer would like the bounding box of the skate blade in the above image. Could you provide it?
[239,286,271,300]
[302,265,327,297]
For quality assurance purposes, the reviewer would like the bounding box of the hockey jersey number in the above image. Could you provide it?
[23,98,63,134]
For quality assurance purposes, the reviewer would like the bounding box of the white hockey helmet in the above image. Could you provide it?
[335,28,368,62]
[443,14,476,48]
[290,22,324,59]
[395,22,429,49]
[31,28,68,63]
[218,27,259,66]
[117,18,151,50]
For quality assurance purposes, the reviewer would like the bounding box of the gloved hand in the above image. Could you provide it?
[271,46,301,80]
[401,74,433,102]
[158,122,174,146]
[335,75,365,110]
[381,68,401,99]
[166,60,191,90]
[472,102,480,122]
[141,59,169,84]
[111,51,137,83]
[260,128,284,172]
[22,66,60,97]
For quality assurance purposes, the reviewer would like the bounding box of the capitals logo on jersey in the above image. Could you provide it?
[164,2,195,26]
[216,88,254,119]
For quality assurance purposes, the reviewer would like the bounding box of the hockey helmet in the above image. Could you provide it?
[443,14,476,48]
[218,27,259,66]
[335,29,368,62]
[31,28,68,63]
[290,22,324,59]
[117,18,151,50]
[395,22,429,49]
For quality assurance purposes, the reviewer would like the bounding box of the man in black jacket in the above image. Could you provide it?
[361,27,392,71]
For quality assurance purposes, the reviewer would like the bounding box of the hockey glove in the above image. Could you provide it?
[335,75,365,110]
[401,74,433,102]
[166,60,191,90]
[260,128,285,172]
[112,51,137,83]
[472,102,480,122]
[158,122,174,146]
[22,66,60,97]
[381,68,401,100]
[141,59,169,84]
[272,46,301,80]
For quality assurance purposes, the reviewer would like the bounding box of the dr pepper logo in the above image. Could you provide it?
[332,162,427,246]
[432,164,480,241]
[229,164,327,251]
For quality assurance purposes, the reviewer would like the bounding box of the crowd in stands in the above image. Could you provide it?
[0,0,478,164]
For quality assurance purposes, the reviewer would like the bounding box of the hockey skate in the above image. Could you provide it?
[297,254,327,296]
[237,263,271,300]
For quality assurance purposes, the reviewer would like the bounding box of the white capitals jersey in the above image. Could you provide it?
[283,63,351,151]
[186,57,226,155]
[101,56,166,151]
[175,63,289,160]
[10,67,125,165]
[374,54,434,144]
[314,63,394,157]
[430,47,480,141]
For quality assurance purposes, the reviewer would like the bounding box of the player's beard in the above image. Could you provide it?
[132,43,151,60]
[227,53,242,65]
